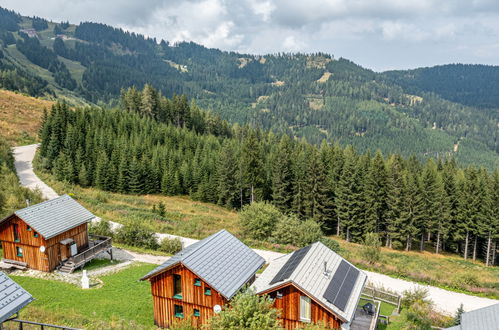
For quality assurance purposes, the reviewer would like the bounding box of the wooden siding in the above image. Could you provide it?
[0,215,89,272]
[149,264,227,328]
[266,284,342,330]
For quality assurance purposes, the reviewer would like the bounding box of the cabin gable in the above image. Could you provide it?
[148,263,227,328]
[264,282,342,329]
[0,215,89,272]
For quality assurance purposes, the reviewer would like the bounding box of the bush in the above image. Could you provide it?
[451,273,481,288]
[406,300,433,329]
[159,237,183,254]
[208,290,281,329]
[319,237,341,254]
[401,287,431,308]
[89,219,113,237]
[361,232,381,264]
[272,216,323,247]
[239,202,284,241]
[115,223,159,250]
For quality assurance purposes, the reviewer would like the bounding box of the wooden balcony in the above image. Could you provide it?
[58,235,112,273]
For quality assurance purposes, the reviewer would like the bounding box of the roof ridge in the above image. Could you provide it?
[15,194,68,215]
[179,229,228,260]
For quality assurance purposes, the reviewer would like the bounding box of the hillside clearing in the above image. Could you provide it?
[0,89,53,145]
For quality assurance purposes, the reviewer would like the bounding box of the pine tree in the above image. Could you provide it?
[384,155,405,248]
[271,135,293,212]
[128,158,144,194]
[241,129,262,203]
[401,172,424,251]
[364,150,387,233]
[420,160,440,250]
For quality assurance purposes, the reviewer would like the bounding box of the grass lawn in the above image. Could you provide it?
[358,297,396,317]
[11,263,157,330]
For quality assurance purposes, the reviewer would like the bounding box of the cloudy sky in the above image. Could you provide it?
[2,0,499,71]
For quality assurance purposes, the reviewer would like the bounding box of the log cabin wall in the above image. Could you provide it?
[149,264,227,328]
[266,284,342,330]
[0,216,89,272]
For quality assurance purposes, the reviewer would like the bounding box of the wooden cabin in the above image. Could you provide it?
[252,242,367,330]
[0,194,109,272]
[141,229,265,328]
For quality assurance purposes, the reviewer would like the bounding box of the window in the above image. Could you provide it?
[204,287,211,296]
[27,225,31,231]
[300,296,311,323]
[173,274,182,299]
[276,291,283,299]
[194,278,201,287]
[34,231,39,238]
[174,305,184,318]
[194,309,200,317]
[13,224,20,242]
[16,247,23,257]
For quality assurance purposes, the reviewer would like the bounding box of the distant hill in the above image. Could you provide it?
[384,64,499,109]
[0,7,497,169]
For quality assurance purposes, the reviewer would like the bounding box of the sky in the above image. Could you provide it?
[2,0,499,71]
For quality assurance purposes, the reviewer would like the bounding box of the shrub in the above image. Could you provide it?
[319,237,341,254]
[239,202,284,241]
[272,216,323,247]
[361,232,381,264]
[159,237,183,254]
[115,223,159,250]
[296,219,323,247]
[406,300,433,329]
[401,287,431,308]
[452,273,481,288]
[208,290,281,329]
[89,219,113,237]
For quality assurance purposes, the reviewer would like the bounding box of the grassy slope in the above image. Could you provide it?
[11,263,156,330]
[0,89,53,145]
[38,170,499,299]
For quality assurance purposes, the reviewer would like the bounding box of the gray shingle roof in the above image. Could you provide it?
[141,230,265,299]
[251,242,367,323]
[0,272,33,323]
[460,303,499,330]
[12,194,95,239]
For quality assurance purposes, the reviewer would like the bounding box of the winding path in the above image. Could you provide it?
[13,144,498,315]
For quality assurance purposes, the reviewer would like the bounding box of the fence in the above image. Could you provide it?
[362,285,402,314]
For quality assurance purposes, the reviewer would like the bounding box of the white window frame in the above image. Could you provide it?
[299,295,311,323]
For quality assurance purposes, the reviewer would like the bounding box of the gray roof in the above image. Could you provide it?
[10,195,95,239]
[0,272,33,323]
[141,230,265,300]
[251,242,367,323]
[459,303,499,330]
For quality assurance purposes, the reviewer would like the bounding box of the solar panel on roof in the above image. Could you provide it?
[269,245,311,285]
[323,260,360,311]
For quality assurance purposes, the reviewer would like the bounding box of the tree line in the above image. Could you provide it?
[39,87,498,266]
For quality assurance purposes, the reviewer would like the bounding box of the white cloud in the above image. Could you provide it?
[3,0,499,70]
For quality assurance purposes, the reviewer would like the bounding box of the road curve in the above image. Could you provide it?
[13,144,499,315]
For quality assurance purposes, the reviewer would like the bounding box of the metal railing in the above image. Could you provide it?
[70,235,112,267]
[3,318,80,330]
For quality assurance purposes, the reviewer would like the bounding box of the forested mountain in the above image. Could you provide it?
[384,64,499,109]
[39,94,498,265]
[0,7,497,169]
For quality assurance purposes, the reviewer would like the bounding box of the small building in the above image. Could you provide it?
[445,303,499,330]
[0,271,33,324]
[141,229,265,328]
[19,29,38,38]
[0,195,112,273]
[252,242,367,330]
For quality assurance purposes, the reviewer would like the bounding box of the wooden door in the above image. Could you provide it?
[60,244,68,261]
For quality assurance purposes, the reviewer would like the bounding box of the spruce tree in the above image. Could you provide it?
[385,154,405,248]
[364,150,387,233]
[271,135,293,212]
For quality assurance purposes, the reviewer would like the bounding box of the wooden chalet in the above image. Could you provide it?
[252,242,367,330]
[141,229,265,328]
[0,195,112,273]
